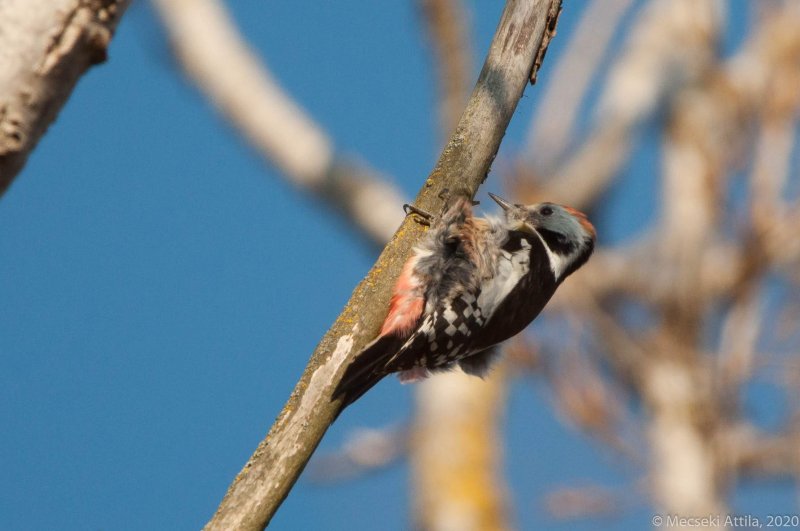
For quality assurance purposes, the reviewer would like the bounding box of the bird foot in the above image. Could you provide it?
[403,204,434,226]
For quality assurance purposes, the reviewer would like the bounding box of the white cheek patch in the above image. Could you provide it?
[476,239,531,320]
[531,229,570,280]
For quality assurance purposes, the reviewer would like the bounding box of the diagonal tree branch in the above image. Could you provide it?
[519,0,723,209]
[0,0,130,197]
[150,0,404,246]
[524,0,634,172]
[203,1,563,529]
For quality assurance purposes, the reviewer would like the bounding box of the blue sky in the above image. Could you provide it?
[0,2,795,530]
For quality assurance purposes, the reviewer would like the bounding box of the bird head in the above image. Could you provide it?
[489,193,596,281]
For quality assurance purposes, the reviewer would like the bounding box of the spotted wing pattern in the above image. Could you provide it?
[386,291,486,379]
[386,231,541,380]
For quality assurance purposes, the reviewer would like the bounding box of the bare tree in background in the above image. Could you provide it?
[514,0,800,527]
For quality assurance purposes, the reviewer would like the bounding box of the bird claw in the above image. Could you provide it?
[404,188,478,227]
[403,204,434,226]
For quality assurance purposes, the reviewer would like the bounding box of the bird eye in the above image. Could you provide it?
[540,206,554,216]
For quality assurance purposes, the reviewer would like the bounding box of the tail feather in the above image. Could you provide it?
[333,334,403,409]
[458,346,500,377]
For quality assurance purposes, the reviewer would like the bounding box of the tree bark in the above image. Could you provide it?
[204,1,563,529]
[0,0,130,197]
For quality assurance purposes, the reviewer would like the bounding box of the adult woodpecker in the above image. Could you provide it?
[333,192,596,408]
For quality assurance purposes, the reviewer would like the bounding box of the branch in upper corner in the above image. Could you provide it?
[0,0,130,198]
[203,1,564,529]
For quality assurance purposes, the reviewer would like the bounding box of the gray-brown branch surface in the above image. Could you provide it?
[0,0,130,196]
[203,1,563,529]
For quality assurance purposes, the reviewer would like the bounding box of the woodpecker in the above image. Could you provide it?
[333,192,596,408]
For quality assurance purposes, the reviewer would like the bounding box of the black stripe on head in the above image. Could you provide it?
[536,227,577,256]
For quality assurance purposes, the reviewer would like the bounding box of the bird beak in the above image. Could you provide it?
[488,193,514,212]
[489,193,535,233]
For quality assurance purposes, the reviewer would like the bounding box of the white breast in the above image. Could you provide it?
[476,238,531,320]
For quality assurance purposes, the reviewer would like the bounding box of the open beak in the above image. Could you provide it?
[488,193,514,212]
[489,193,536,234]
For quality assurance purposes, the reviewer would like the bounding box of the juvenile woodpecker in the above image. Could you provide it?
[333,193,596,408]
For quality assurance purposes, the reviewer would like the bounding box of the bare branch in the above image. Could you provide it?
[203,1,564,529]
[525,0,724,208]
[507,2,800,526]
[524,0,634,170]
[412,368,512,531]
[544,484,626,520]
[419,0,474,142]
[0,0,130,197]
[151,0,405,245]
[643,347,727,519]
[307,424,409,482]
[724,426,800,479]
[546,339,638,458]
